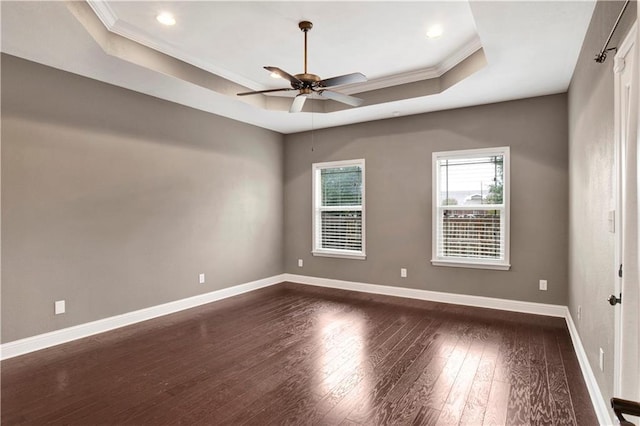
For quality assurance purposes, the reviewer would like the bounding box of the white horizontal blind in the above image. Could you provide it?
[434,149,508,266]
[313,160,365,258]
[320,211,362,251]
[439,208,504,259]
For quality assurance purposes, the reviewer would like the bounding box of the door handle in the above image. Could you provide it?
[608,294,622,306]
[611,397,640,425]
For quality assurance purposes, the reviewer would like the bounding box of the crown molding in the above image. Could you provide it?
[332,66,441,96]
[337,36,483,95]
[86,0,117,29]
[266,38,482,99]
[84,1,260,91]
[435,35,483,76]
[84,4,261,92]
[109,20,262,92]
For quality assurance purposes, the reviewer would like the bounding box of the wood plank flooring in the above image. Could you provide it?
[1,282,598,425]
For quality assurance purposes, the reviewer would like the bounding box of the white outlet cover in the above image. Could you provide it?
[55,300,66,315]
[400,268,407,278]
[539,280,547,291]
[199,273,205,284]
[298,259,303,267]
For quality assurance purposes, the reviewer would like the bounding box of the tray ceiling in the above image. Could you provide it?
[1,1,596,134]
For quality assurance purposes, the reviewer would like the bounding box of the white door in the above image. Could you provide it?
[613,20,639,410]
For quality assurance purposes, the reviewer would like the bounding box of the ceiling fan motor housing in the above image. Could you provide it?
[293,73,321,90]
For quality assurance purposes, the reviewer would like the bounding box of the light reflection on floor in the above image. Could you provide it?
[315,309,372,415]
[56,369,69,391]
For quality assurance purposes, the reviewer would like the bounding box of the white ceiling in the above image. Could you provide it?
[1,1,596,134]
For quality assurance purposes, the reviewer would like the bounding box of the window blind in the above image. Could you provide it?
[438,209,504,260]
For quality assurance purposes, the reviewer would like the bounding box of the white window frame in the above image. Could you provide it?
[431,147,510,270]
[312,159,366,260]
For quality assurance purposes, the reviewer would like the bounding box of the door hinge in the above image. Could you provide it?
[618,264,623,278]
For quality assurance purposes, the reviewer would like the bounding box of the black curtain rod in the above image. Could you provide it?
[595,0,631,63]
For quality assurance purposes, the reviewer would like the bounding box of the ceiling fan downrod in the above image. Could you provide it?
[299,21,312,75]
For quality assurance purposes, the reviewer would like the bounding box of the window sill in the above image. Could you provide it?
[313,250,366,260]
[431,259,511,271]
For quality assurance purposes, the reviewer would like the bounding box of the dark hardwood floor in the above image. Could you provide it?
[1,282,597,425]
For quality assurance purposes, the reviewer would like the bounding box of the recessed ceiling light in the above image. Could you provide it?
[156,12,176,26]
[426,26,443,39]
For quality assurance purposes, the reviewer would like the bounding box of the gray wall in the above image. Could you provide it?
[1,55,284,343]
[567,0,637,406]
[284,94,569,305]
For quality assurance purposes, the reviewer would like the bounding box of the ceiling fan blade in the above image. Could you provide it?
[319,90,364,107]
[264,66,303,86]
[289,94,307,113]
[237,87,296,96]
[319,72,367,88]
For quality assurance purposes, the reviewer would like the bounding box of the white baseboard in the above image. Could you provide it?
[283,273,567,317]
[564,309,614,425]
[0,274,286,360]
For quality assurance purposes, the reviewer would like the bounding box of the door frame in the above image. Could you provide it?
[613,20,638,398]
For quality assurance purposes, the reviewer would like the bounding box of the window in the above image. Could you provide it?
[432,147,510,270]
[312,159,365,259]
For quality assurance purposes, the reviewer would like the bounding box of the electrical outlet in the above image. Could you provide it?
[298,259,303,268]
[539,280,547,291]
[55,300,66,315]
[199,273,205,284]
[577,305,582,321]
[400,268,407,278]
[599,348,604,371]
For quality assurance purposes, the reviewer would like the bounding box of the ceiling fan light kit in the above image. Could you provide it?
[237,21,367,113]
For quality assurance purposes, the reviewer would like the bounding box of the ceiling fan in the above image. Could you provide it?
[237,21,367,113]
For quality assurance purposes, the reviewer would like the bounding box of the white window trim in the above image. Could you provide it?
[312,159,366,260]
[431,146,511,271]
